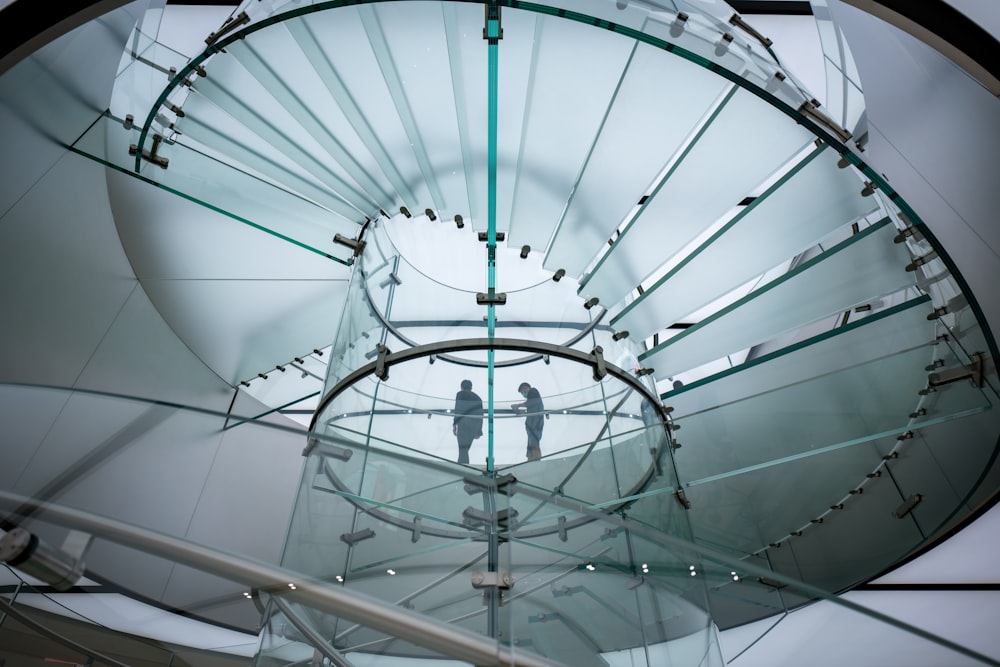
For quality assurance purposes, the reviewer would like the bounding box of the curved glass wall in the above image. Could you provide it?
[0,379,996,665]
[42,0,1000,665]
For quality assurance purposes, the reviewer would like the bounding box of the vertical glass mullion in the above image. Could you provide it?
[486,3,501,474]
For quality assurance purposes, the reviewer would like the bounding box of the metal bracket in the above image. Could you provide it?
[378,272,402,288]
[729,13,772,48]
[477,231,505,242]
[411,517,422,543]
[893,493,923,519]
[906,250,938,271]
[591,346,607,381]
[928,352,987,388]
[674,488,692,509]
[471,571,513,589]
[798,100,852,143]
[669,11,688,37]
[483,3,503,41]
[894,226,918,244]
[340,528,375,545]
[463,473,517,496]
[128,134,168,168]
[206,11,250,46]
[463,506,518,529]
[374,344,391,381]
[476,291,507,306]
[333,233,366,258]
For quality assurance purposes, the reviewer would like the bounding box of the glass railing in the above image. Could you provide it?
[611,145,880,340]
[1,381,997,665]
[64,1,1000,665]
[69,114,357,264]
[116,1,847,271]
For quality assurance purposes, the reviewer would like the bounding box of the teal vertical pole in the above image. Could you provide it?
[485,1,500,475]
[484,1,502,643]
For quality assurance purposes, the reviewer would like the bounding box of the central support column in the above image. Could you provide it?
[485,0,502,642]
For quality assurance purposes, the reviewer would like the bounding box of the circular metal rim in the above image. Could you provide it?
[308,337,675,541]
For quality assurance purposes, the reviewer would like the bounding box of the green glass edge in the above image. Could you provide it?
[638,216,892,361]
[130,0,998,373]
[67,145,353,266]
[348,536,476,573]
[611,143,826,327]
[578,84,739,293]
[662,294,932,400]
[224,390,322,430]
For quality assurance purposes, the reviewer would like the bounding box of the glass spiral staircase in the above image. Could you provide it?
[35,0,1000,665]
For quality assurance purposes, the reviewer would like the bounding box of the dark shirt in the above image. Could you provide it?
[453,389,484,438]
[523,387,544,435]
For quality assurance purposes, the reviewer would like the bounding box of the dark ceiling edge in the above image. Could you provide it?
[163,0,815,12]
[0,0,134,76]
[728,1,812,14]
[856,583,1000,592]
[841,0,1000,92]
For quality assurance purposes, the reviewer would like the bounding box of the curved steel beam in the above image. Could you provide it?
[311,337,669,427]
[358,253,610,369]
[0,491,568,667]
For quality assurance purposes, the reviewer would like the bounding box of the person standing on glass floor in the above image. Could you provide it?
[452,379,483,464]
[512,381,544,461]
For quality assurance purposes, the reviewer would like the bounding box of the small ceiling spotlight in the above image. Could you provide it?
[400,206,412,218]
[335,575,344,583]
[387,569,396,576]
[454,214,464,229]
[243,591,253,599]
[287,583,296,590]
[585,563,596,571]
[425,208,437,221]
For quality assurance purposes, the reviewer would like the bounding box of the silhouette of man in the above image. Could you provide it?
[452,379,483,464]
[512,382,544,461]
